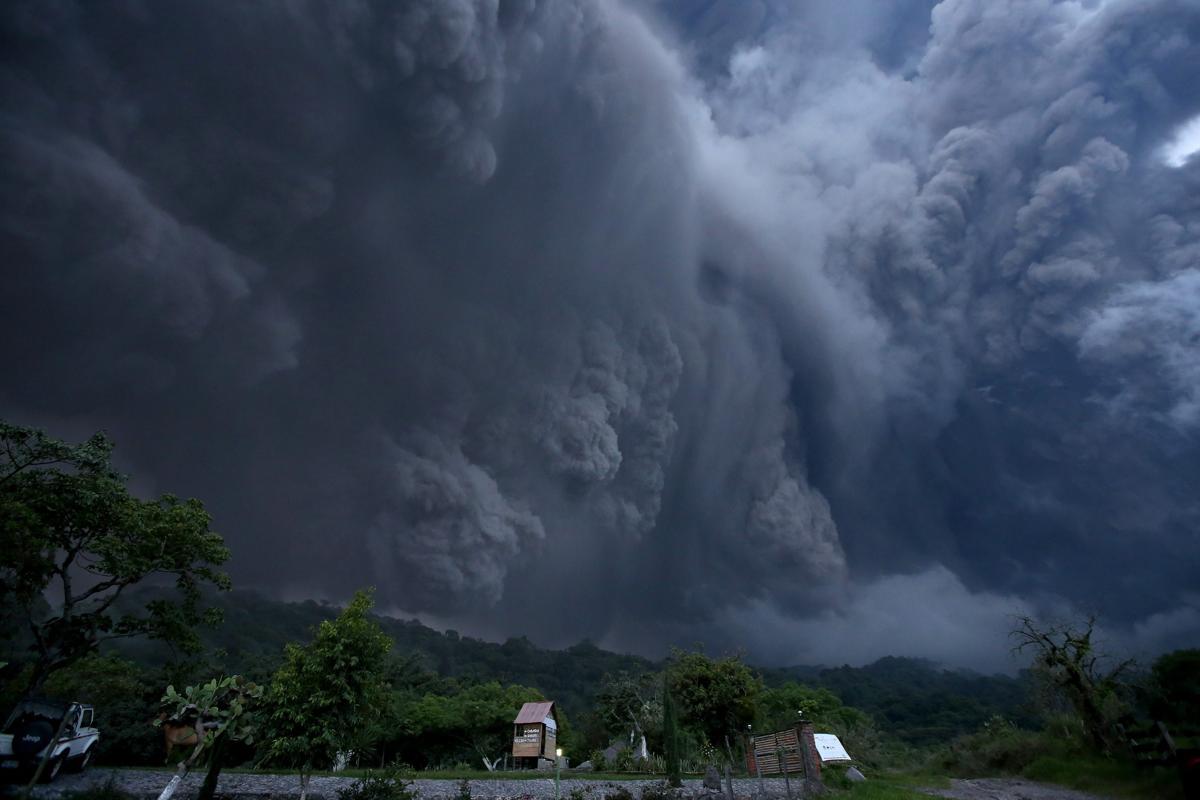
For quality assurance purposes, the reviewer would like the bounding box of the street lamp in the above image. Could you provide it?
[555,748,564,800]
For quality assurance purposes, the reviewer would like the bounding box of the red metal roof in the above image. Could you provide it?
[513,701,555,724]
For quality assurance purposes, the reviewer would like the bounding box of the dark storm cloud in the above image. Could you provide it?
[2,0,1198,668]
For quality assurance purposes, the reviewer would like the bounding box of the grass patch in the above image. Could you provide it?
[821,765,946,799]
[826,776,941,799]
[1021,753,1182,800]
[929,716,1187,800]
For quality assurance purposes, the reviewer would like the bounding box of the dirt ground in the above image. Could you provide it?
[922,777,1114,800]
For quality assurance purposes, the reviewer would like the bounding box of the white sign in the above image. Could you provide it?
[812,734,851,763]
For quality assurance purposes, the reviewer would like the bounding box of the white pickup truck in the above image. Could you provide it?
[0,699,99,783]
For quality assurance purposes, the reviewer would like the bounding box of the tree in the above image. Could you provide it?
[662,673,681,787]
[1011,615,1132,752]
[666,650,762,750]
[1143,648,1200,727]
[595,671,662,748]
[155,676,262,800]
[403,681,545,770]
[42,654,162,766]
[262,590,392,800]
[0,421,230,693]
[757,682,880,765]
[756,682,866,732]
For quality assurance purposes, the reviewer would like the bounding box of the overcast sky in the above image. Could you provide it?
[3,0,1199,673]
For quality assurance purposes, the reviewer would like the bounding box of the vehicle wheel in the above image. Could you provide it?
[39,755,64,783]
[68,747,95,773]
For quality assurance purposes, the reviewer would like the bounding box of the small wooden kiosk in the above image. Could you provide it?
[512,701,558,768]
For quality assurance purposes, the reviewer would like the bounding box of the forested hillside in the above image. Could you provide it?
[768,658,1036,744]
[112,589,1031,742]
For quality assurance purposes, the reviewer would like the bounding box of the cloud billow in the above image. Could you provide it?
[1,0,1197,667]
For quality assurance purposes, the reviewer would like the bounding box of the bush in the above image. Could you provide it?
[455,779,471,800]
[934,717,1050,777]
[337,770,418,800]
[639,781,676,800]
[589,750,608,772]
[613,748,634,772]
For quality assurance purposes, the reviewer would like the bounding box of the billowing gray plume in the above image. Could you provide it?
[2,0,1198,669]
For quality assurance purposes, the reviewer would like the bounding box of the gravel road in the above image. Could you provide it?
[20,768,818,800]
[922,777,1114,800]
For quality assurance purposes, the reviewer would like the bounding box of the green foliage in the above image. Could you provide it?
[1142,648,1200,726]
[107,589,1040,762]
[1011,615,1134,752]
[42,654,162,765]
[642,754,666,774]
[109,589,656,740]
[159,675,263,749]
[934,716,1183,800]
[934,715,1045,776]
[756,681,887,767]
[758,682,846,729]
[796,656,1034,744]
[0,420,230,691]
[824,777,943,800]
[263,589,393,776]
[596,672,661,741]
[397,680,544,769]
[666,650,761,749]
[589,750,608,772]
[335,770,418,800]
[638,780,675,800]
[1020,752,1183,799]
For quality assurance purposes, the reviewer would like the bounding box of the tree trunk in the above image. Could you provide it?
[25,663,47,697]
[198,733,228,800]
[157,718,208,800]
[663,676,681,788]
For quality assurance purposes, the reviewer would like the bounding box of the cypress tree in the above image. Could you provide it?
[664,673,682,787]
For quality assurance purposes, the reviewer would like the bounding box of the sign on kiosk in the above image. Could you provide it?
[812,733,852,764]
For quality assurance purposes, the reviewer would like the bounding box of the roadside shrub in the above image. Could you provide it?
[613,748,634,772]
[589,750,608,772]
[640,780,676,800]
[934,716,1044,776]
[337,770,418,800]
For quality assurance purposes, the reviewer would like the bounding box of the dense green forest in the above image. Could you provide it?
[115,588,1035,738]
[1,587,1039,767]
[28,589,1029,750]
